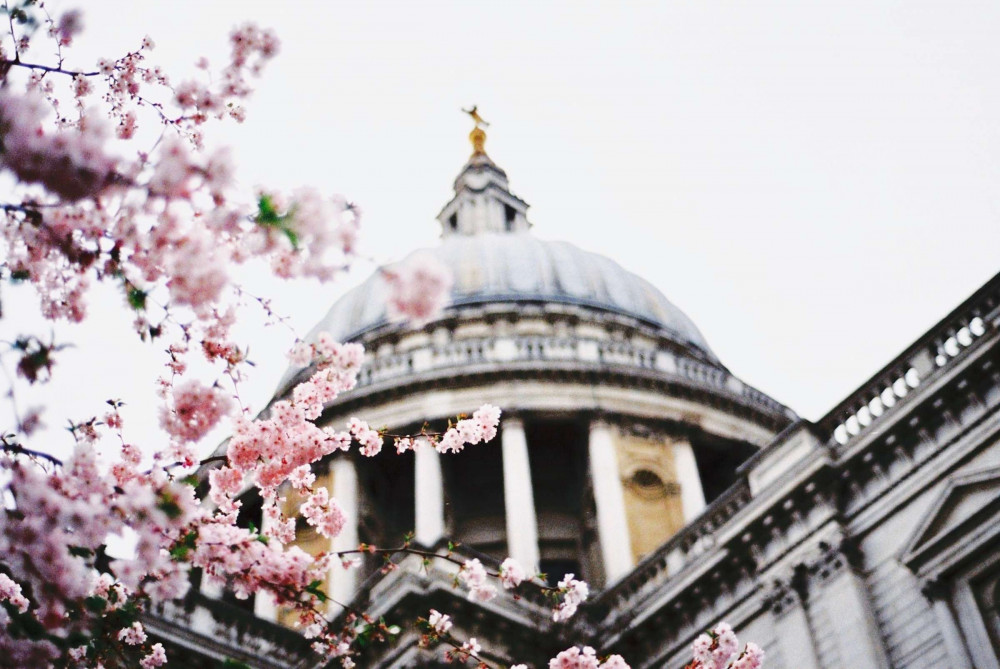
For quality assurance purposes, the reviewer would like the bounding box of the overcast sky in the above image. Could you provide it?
[6,1,1000,455]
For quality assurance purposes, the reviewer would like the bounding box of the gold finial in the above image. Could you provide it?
[462,105,489,155]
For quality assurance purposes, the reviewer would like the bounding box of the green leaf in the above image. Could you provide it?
[281,225,299,249]
[221,659,252,669]
[127,286,147,310]
[84,596,107,613]
[305,580,328,603]
[255,195,282,226]
[68,546,94,558]
[169,531,198,560]
[157,497,182,520]
[254,195,300,249]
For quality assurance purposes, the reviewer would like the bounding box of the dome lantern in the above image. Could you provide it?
[437,108,531,237]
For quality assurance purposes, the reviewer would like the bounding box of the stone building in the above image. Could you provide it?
[148,127,1000,668]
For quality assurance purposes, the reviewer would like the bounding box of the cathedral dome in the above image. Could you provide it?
[264,120,794,619]
[311,232,716,361]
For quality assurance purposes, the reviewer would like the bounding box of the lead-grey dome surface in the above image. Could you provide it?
[311,232,716,360]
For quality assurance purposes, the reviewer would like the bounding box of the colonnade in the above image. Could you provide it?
[405,417,708,582]
[246,416,709,620]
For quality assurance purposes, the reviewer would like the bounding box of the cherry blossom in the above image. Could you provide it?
[300,486,347,538]
[688,623,765,669]
[553,573,590,622]
[117,622,147,646]
[499,557,527,590]
[428,609,453,635]
[0,573,30,614]
[348,417,383,456]
[543,647,631,669]
[382,251,453,323]
[160,380,232,443]
[548,646,599,669]
[459,558,498,602]
[0,88,119,200]
[140,643,167,668]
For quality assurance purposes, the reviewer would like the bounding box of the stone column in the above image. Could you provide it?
[328,457,359,612]
[588,421,633,583]
[501,417,540,571]
[414,443,445,546]
[672,438,706,522]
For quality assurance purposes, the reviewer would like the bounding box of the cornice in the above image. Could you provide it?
[316,356,791,436]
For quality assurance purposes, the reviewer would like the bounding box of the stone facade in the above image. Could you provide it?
[147,139,1000,668]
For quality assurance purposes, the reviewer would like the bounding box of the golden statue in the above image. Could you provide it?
[462,106,489,155]
[462,105,490,128]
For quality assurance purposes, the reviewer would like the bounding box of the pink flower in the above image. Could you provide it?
[730,643,765,669]
[692,633,713,665]
[288,464,316,489]
[382,252,452,324]
[72,75,92,97]
[427,609,452,635]
[300,488,347,538]
[140,643,167,668]
[553,574,589,622]
[0,89,119,200]
[117,621,147,645]
[474,404,501,442]
[548,646,599,669]
[711,623,739,668]
[690,622,750,669]
[436,428,465,454]
[208,466,244,507]
[499,557,527,589]
[288,341,313,366]
[160,380,231,443]
[459,559,497,602]
[348,418,382,456]
[394,436,416,453]
[0,574,30,613]
[55,10,83,45]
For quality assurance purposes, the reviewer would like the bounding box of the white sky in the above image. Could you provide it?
[6,0,1000,455]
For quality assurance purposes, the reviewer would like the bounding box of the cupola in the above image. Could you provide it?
[437,108,531,237]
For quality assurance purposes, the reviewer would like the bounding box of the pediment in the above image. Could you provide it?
[902,466,1000,570]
